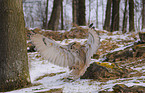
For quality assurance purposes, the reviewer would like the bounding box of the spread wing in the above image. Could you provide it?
[31,34,74,67]
[85,27,100,61]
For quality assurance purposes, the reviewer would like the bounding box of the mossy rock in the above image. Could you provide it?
[95,62,115,69]
[81,62,130,81]
[105,48,133,62]
[99,84,145,93]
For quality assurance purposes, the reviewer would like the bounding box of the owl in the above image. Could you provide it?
[30,24,100,80]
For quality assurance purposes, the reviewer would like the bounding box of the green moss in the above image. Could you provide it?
[95,62,115,69]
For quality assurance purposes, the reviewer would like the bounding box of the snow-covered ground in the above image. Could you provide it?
[6,30,145,93]
[6,52,145,93]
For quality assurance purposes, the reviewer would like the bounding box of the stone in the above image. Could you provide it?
[105,48,133,62]
[99,84,145,93]
[81,62,130,80]
[139,32,145,43]
[133,44,145,57]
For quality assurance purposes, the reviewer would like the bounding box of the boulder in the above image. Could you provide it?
[139,32,145,43]
[81,62,130,80]
[99,84,145,93]
[133,44,145,57]
[104,47,133,62]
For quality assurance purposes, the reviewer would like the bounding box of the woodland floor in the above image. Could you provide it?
[7,27,145,93]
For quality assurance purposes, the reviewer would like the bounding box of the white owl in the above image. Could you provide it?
[31,24,100,80]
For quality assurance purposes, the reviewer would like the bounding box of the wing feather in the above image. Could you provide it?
[85,28,100,60]
[31,34,74,67]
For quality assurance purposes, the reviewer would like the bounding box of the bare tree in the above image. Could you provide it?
[61,0,64,30]
[77,0,86,26]
[44,0,49,29]
[103,0,112,31]
[48,0,62,30]
[129,0,135,32]
[0,0,30,91]
[122,0,128,33]
[88,0,91,25]
[72,0,86,26]
[96,0,98,28]
[72,0,78,26]
[111,0,120,32]
[142,0,145,29]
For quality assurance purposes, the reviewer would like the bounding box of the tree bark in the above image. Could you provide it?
[111,0,120,32]
[72,0,86,26]
[77,0,86,26]
[0,0,31,91]
[72,0,78,26]
[122,0,128,33]
[142,0,145,29]
[96,0,98,28]
[48,0,62,31]
[88,0,91,25]
[61,0,64,30]
[103,0,112,31]
[129,0,135,32]
[44,0,49,29]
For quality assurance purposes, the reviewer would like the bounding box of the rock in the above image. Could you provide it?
[105,48,133,62]
[133,44,145,57]
[113,84,145,93]
[99,84,145,93]
[81,62,109,79]
[139,32,145,43]
[81,62,130,80]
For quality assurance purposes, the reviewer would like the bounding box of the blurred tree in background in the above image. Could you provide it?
[142,0,145,29]
[47,0,62,30]
[23,0,144,32]
[72,0,86,26]
[111,0,120,32]
[103,0,112,31]
[129,0,135,32]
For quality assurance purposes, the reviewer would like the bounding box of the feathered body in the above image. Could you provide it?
[31,25,100,80]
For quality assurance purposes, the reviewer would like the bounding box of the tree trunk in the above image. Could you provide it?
[122,0,128,33]
[129,0,135,32]
[44,0,49,29]
[102,0,104,25]
[77,0,86,26]
[96,0,98,28]
[61,0,64,30]
[111,0,120,32]
[48,0,62,31]
[88,0,91,25]
[142,0,145,29]
[0,0,31,91]
[72,0,78,26]
[103,0,112,31]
